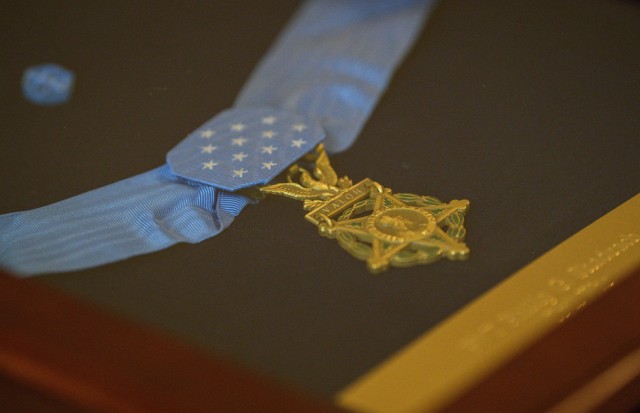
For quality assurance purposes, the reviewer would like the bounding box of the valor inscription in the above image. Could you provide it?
[306,179,374,225]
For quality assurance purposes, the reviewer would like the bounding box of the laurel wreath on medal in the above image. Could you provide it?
[334,193,468,269]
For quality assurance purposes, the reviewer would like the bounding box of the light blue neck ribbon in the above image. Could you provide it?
[0,0,436,276]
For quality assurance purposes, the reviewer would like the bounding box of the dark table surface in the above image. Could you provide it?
[1,0,639,399]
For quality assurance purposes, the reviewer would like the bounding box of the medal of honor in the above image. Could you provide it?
[262,145,470,273]
[1,1,445,276]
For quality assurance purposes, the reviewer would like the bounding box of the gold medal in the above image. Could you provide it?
[261,145,470,273]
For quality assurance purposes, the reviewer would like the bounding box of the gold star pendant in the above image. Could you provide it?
[261,145,470,273]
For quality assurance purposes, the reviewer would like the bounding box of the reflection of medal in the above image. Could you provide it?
[262,145,469,273]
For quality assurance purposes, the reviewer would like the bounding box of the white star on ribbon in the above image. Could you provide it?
[202,160,218,170]
[199,129,215,138]
[261,116,277,125]
[233,168,248,177]
[232,152,248,162]
[261,161,277,170]
[261,130,277,139]
[231,137,248,146]
[201,144,217,154]
[261,145,277,154]
[292,123,307,132]
[230,123,246,132]
[291,138,307,148]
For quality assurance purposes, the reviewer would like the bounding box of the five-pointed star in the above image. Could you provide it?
[199,129,215,138]
[202,160,218,170]
[232,152,248,162]
[327,191,470,272]
[261,130,277,139]
[291,138,307,148]
[201,144,217,154]
[262,161,277,170]
[233,168,248,178]
[231,137,248,146]
[261,116,277,125]
[261,145,277,154]
[230,123,246,132]
[292,123,307,132]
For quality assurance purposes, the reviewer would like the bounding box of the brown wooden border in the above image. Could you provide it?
[0,271,343,413]
[2,268,639,413]
[438,266,640,413]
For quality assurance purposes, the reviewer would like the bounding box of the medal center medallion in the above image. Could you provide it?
[367,207,437,244]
